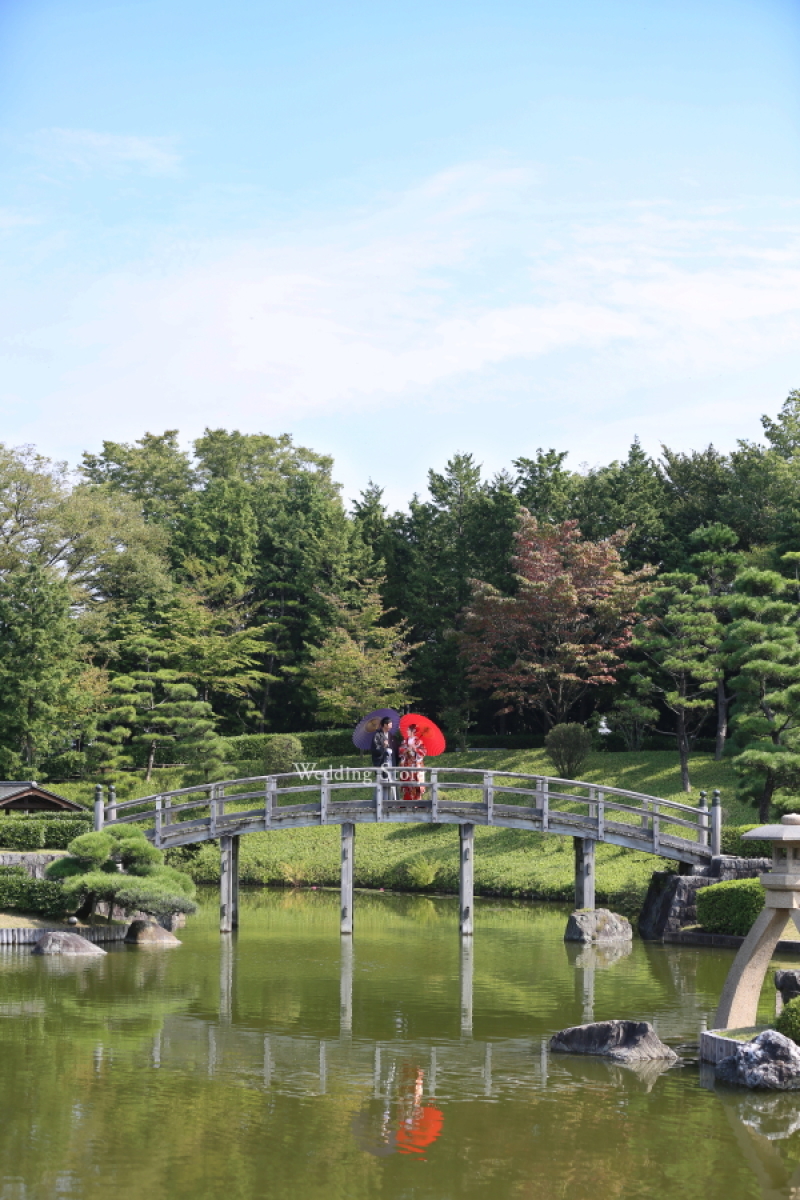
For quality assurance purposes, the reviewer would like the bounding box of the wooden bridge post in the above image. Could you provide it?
[460,935,473,1036]
[574,837,595,910]
[711,790,722,856]
[698,790,709,848]
[459,823,474,935]
[93,784,104,831]
[341,822,355,935]
[220,835,240,933]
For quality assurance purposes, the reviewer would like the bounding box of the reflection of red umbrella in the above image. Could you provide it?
[399,713,446,757]
[396,1105,444,1156]
[352,708,400,751]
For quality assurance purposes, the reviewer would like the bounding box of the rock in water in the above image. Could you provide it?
[124,920,181,947]
[564,909,633,944]
[716,1031,800,1090]
[550,1020,678,1063]
[32,932,106,957]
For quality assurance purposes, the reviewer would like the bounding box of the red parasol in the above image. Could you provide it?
[399,713,446,757]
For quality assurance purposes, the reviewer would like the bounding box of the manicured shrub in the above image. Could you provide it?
[0,865,28,877]
[67,831,115,868]
[544,724,593,779]
[406,857,439,889]
[263,734,304,775]
[41,816,92,849]
[697,877,765,936]
[0,820,45,851]
[720,825,773,858]
[0,876,67,918]
[776,997,800,1044]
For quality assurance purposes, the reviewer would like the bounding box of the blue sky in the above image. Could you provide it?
[1,0,799,507]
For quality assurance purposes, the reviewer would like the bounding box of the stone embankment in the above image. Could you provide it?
[639,855,771,941]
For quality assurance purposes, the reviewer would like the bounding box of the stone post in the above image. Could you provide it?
[220,835,240,934]
[574,837,595,910]
[459,823,474,936]
[93,784,104,831]
[341,822,355,935]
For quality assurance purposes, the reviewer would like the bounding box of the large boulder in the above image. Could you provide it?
[550,1020,678,1063]
[124,920,181,947]
[775,970,800,1005]
[564,909,633,944]
[32,932,106,957]
[716,1030,800,1090]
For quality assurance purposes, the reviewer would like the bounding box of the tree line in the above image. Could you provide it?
[2,392,800,817]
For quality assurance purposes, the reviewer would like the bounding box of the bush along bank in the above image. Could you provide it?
[697,878,766,937]
[0,815,92,851]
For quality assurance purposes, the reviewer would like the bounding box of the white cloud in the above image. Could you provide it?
[34,128,180,176]
[1,163,799,466]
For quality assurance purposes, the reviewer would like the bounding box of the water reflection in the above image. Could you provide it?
[564,938,633,1024]
[353,1061,444,1158]
[719,1092,800,1199]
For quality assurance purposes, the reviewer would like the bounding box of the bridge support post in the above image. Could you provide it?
[341,822,355,935]
[220,835,239,934]
[574,837,595,910]
[459,823,474,935]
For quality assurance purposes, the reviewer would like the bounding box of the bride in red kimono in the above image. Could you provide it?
[399,724,426,802]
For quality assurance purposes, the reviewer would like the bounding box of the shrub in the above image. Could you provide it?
[263,734,304,776]
[0,865,28,877]
[776,997,800,1044]
[0,820,45,851]
[279,860,310,886]
[544,724,593,779]
[0,876,67,918]
[113,878,197,920]
[697,878,765,936]
[67,831,115,868]
[720,825,773,858]
[405,857,440,889]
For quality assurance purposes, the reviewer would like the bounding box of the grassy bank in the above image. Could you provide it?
[41,749,746,915]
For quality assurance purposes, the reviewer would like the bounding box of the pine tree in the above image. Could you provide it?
[635,572,722,792]
[725,568,800,821]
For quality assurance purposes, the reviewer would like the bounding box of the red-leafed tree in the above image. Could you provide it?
[461,512,653,727]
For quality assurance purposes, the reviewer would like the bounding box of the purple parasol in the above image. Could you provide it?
[352,708,401,751]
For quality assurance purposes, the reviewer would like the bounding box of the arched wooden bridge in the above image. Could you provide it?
[93,767,721,935]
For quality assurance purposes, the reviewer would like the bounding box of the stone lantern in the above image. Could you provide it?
[715,814,800,1030]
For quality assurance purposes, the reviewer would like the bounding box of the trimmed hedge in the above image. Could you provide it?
[721,825,773,859]
[0,865,28,877]
[0,815,92,852]
[776,997,800,1044]
[0,876,67,918]
[468,734,546,749]
[697,878,765,936]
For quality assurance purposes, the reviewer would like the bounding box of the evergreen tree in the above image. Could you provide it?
[634,572,722,792]
[572,439,672,569]
[304,581,414,727]
[689,523,744,759]
[725,568,800,821]
[0,563,85,774]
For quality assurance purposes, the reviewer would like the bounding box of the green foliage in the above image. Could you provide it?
[696,878,765,936]
[0,876,67,917]
[67,830,115,867]
[0,820,45,851]
[112,877,197,919]
[405,856,440,889]
[279,861,310,886]
[263,734,304,775]
[725,568,800,819]
[0,865,28,877]
[776,996,800,1044]
[544,724,593,779]
[720,825,773,858]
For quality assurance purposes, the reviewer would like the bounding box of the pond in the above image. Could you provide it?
[1,889,799,1200]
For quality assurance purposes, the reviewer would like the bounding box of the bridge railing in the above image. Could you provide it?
[94,768,717,861]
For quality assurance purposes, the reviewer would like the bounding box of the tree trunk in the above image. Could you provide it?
[145,741,157,782]
[715,678,728,762]
[676,712,691,793]
[759,771,776,823]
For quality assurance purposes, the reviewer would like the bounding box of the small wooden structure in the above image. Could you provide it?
[715,814,800,1030]
[0,781,84,814]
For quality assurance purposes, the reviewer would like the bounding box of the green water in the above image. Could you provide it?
[1,890,800,1200]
